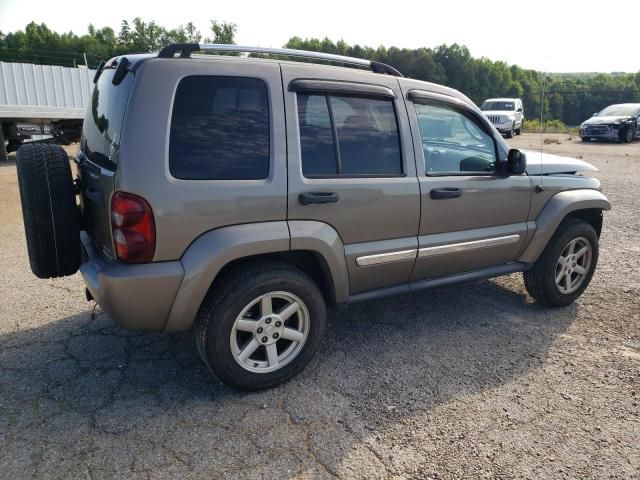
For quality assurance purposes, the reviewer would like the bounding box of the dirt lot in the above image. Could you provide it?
[1,134,638,479]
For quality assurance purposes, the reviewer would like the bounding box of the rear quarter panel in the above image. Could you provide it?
[116,58,287,261]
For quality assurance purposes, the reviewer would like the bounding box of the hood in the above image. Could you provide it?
[582,115,631,126]
[521,150,599,175]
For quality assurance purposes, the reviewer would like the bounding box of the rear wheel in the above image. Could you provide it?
[195,262,327,390]
[16,143,80,278]
[524,218,599,307]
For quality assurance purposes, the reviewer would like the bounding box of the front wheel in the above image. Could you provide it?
[506,123,514,139]
[621,125,635,143]
[195,262,327,390]
[524,218,599,307]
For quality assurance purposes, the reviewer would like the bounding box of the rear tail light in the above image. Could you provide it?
[110,192,155,263]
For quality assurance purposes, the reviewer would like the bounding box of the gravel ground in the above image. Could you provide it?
[0,134,638,479]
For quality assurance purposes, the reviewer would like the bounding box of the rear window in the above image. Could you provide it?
[81,68,134,169]
[169,76,270,180]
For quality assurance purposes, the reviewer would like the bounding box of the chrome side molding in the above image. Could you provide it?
[418,234,520,258]
[355,249,417,267]
[355,234,520,267]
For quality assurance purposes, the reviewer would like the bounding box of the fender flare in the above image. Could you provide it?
[288,220,350,304]
[164,220,349,332]
[164,222,290,332]
[519,189,611,264]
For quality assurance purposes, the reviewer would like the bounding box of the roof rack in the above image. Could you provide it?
[157,43,403,77]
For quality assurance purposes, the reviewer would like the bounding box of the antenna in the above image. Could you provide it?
[537,67,546,193]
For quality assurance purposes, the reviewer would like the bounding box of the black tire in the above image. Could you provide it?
[0,126,7,162]
[581,137,590,142]
[515,124,522,135]
[195,261,327,391]
[506,124,514,139]
[16,143,80,278]
[620,125,635,143]
[523,218,599,307]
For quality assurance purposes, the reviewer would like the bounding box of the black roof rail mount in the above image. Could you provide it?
[158,43,200,58]
[156,43,403,77]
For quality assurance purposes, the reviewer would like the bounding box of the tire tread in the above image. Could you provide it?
[16,143,80,278]
[524,218,598,307]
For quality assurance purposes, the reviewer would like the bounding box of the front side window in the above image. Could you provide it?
[169,76,270,180]
[297,93,402,177]
[414,102,496,175]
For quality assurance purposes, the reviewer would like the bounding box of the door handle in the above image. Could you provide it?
[430,187,462,199]
[299,192,339,205]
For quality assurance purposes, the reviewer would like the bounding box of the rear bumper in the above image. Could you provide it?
[80,232,184,331]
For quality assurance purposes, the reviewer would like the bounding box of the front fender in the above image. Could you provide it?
[519,189,611,264]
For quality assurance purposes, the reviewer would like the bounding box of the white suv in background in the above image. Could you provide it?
[480,98,524,138]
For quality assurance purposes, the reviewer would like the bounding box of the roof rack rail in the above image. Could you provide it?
[157,43,403,77]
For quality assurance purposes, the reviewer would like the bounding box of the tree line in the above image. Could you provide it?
[1,22,639,125]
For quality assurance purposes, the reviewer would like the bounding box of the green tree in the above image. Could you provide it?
[206,20,236,44]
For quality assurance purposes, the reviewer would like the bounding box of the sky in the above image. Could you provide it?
[0,0,637,73]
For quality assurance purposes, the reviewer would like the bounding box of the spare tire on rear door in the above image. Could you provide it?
[16,143,80,278]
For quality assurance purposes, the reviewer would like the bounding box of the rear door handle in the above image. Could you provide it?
[299,192,339,205]
[430,187,462,199]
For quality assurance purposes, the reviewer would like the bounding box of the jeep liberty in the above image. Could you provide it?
[16,44,610,390]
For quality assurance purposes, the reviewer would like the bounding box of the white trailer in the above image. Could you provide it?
[0,62,96,160]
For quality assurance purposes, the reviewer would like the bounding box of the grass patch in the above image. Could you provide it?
[523,119,579,134]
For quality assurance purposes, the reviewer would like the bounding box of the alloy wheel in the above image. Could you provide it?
[230,291,310,373]
[555,237,592,294]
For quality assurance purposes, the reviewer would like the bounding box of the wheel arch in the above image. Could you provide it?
[519,189,610,264]
[163,221,348,332]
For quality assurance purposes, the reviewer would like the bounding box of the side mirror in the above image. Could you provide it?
[592,112,598,117]
[506,149,526,175]
[516,107,523,112]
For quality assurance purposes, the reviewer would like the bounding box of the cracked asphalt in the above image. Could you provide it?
[1,134,639,479]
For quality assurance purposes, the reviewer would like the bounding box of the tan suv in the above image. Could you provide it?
[16,44,610,390]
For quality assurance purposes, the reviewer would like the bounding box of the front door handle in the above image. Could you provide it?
[299,192,339,205]
[430,187,462,199]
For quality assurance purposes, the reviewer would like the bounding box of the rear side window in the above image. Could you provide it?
[169,76,270,180]
[81,68,134,169]
[297,93,402,177]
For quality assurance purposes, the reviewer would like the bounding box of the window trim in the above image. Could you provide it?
[168,74,272,181]
[296,92,406,179]
[410,97,501,178]
[290,79,396,99]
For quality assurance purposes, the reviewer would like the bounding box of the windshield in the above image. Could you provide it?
[481,101,515,111]
[597,104,639,117]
